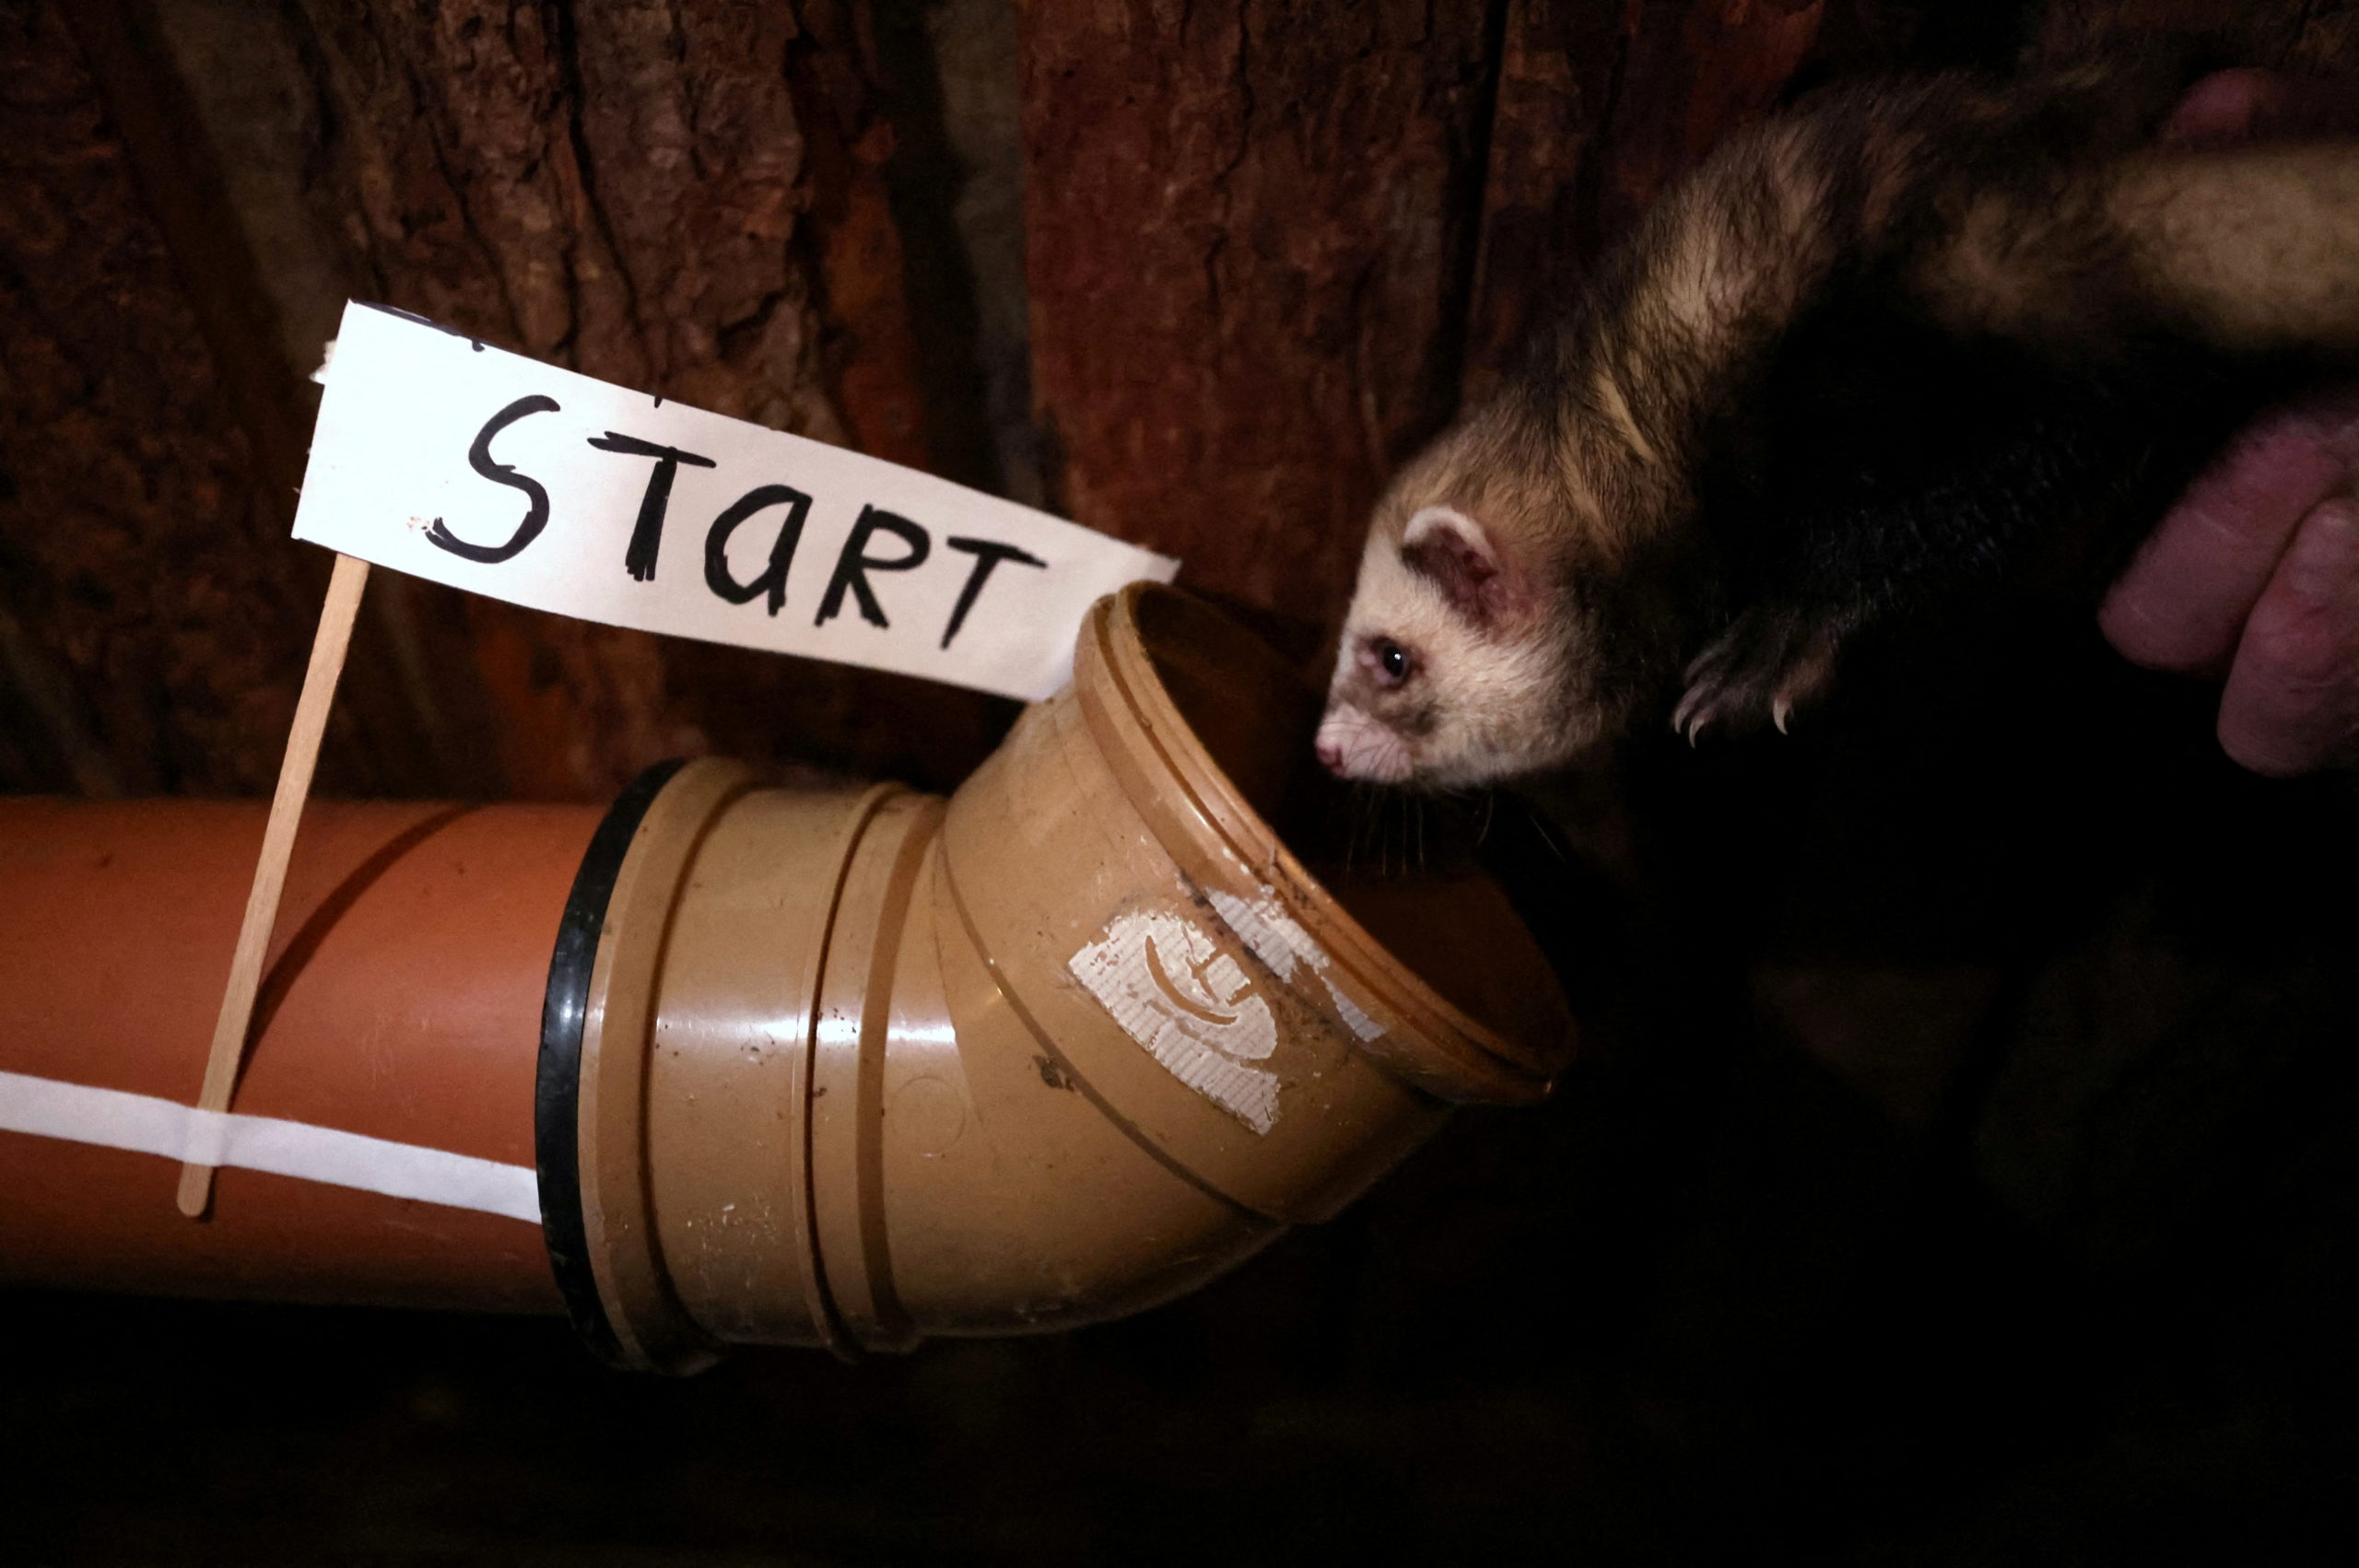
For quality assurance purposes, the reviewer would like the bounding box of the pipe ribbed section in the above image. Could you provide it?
[551,585,1573,1370]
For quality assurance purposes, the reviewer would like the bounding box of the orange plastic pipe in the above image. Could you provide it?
[0,797,593,1313]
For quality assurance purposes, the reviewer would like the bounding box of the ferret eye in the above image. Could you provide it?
[1369,637,1414,688]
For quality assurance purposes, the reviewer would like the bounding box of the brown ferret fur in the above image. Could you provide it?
[1316,64,2359,789]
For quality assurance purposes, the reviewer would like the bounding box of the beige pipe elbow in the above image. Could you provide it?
[557,586,1572,1371]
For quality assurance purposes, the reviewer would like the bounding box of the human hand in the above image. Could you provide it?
[2099,385,2359,776]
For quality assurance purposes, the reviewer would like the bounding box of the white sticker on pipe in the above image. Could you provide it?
[1068,909,1280,1134]
[1204,887,1386,1043]
[0,1070,541,1224]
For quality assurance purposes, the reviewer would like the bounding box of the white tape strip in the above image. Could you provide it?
[0,1070,540,1224]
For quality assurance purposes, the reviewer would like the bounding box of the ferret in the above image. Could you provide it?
[1315,66,2359,789]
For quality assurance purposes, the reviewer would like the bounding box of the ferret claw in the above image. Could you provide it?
[1678,608,1841,742]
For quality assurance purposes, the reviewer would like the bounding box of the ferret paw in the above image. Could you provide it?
[1673,611,1843,742]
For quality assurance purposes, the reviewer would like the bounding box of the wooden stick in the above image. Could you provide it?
[177,552,371,1218]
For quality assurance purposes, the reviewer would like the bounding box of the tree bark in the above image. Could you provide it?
[1017,0,1501,632]
[287,0,987,799]
[1,0,1011,803]
[0,2,322,798]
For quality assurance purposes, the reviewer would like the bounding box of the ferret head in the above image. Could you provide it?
[1316,338,1696,791]
[1315,396,1661,790]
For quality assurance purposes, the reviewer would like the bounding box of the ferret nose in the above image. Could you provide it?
[1315,736,1345,776]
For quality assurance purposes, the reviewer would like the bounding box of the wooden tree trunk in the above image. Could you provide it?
[284,0,1010,800]
[1015,0,1501,631]
[0,2,330,799]
[0,0,1013,802]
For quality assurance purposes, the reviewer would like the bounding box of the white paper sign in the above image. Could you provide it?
[293,301,1178,701]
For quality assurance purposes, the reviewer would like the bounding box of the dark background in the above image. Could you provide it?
[6,1,2359,1562]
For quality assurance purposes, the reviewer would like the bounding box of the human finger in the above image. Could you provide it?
[2100,386,2359,674]
[2164,68,2359,148]
[2217,496,2359,777]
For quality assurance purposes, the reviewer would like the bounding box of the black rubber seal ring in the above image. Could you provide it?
[536,757,687,1368]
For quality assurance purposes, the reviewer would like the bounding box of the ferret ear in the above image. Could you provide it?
[1401,506,1507,622]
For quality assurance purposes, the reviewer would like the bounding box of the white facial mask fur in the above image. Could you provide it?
[1317,502,1590,790]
